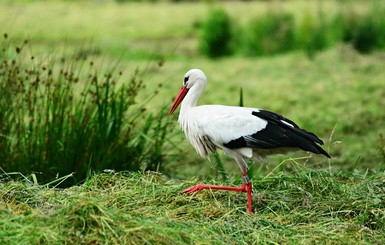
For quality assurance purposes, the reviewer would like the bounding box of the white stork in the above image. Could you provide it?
[169,69,330,213]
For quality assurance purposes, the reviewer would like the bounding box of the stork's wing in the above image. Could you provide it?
[197,106,268,146]
[198,106,330,158]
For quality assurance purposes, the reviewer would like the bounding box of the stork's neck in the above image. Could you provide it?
[179,80,205,117]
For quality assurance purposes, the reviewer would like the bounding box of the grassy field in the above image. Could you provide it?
[1,0,385,244]
[1,171,385,244]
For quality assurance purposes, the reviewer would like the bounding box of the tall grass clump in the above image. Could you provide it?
[0,34,171,186]
[296,10,336,58]
[199,8,232,58]
[244,11,296,56]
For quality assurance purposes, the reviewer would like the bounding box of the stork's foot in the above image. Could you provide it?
[181,182,254,214]
[182,183,248,194]
[181,184,206,194]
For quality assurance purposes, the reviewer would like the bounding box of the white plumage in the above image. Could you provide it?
[179,105,268,167]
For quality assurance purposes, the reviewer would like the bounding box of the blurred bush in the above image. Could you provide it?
[199,2,385,58]
[244,12,295,56]
[199,8,233,58]
[352,7,385,53]
[115,0,205,2]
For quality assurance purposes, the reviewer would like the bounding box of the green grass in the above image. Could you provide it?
[1,170,384,244]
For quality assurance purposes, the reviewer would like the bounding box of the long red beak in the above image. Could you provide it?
[169,86,188,115]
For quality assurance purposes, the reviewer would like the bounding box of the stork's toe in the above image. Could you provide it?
[181,184,204,194]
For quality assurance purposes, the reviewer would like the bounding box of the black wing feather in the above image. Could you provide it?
[224,110,330,158]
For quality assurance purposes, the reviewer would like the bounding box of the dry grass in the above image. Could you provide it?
[1,170,384,244]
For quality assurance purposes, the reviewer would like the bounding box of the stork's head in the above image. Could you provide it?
[183,69,206,89]
[169,69,207,115]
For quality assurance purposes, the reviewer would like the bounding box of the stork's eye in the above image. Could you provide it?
[184,76,189,84]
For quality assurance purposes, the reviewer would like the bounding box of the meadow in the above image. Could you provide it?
[1,0,385,244]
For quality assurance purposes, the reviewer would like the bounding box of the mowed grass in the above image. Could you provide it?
[1,1,385,244]
[1,171,385,244]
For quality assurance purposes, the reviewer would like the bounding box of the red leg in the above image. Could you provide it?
[245,182,253,213]
[182,172,253,214]
[242,173,253,214]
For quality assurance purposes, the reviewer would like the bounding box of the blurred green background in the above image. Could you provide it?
[1,0,385,185]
